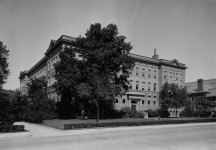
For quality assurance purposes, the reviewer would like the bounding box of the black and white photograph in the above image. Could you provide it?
[0,0,216,149]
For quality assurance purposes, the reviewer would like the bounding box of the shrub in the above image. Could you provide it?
[120,107,144,118]
[180,105,194,117]
[193,110,211,117]
[131,111,144,118]
[0,125,25,132]
[212,112,216,118]
[64,119,216,130]
[120,107,132,114]
[157,108,170,118]
[200,111,211,117]
[22,111,44,123]
[147,109,158,117]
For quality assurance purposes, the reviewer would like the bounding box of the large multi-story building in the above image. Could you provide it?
[19,35,187,117]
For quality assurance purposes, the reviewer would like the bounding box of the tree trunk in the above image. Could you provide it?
[96,100,99,124]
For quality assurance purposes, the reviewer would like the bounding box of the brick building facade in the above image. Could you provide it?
[186,79,216,111]
[19,35,187,117]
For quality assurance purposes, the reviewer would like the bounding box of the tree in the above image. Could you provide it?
[55,23,135,122]
[195,96,216,112]
[0,41,10,88]
[24,76,57,123]
[0,89,15,125]
[158,82,171,117]
[159,82,189,117]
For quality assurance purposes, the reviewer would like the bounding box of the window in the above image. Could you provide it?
[48,62,50,71]
[164,71,167,79]
[115,99,118,103]
[136,81,139,90]
[129,71,132,75]
[51,60,53,69]
[176,73,178,80]
[136,67,139,69]
[181,74,183,80]
[148,82,151,91]
[148,69,151,71]
[173,73,175,80]
[123,99,125,103]
[154,101,156,105]
[48,77,50,86]
[142,72,145,77]
[154,83,156,91]
[142,68,145,71]
[129,80,133,89]
[142,100,144,104]
[148,100,150,105]
[148,73,151,78]
[142,82,145,90]
[136,71,139,76]
[170,72,172,79]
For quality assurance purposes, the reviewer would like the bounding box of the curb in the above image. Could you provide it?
[0,131,33,140]
[62,122,216,136]
[3,122,215,139]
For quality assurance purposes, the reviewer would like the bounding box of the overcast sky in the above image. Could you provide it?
[0,0,216,90]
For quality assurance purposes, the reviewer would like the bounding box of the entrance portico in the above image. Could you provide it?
[127,91,145,111]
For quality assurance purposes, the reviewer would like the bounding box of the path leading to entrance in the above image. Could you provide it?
[14,122,65,137]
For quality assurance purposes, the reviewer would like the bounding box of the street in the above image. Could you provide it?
[0,123,215,150]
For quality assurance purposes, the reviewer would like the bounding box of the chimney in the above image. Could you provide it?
[152,49,159,59]
[197,79,203,91]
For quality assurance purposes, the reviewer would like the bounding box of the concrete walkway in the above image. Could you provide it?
[0,122,216,140]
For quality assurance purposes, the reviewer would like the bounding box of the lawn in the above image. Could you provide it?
[39,117,211,130]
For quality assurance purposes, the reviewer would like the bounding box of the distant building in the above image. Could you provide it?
[186,79,216,111]
[19,35,187,116]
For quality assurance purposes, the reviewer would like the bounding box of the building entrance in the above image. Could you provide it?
[131,100,138,111]
[131,104,136,111]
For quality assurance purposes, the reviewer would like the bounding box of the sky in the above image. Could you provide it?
[0,0,215,90]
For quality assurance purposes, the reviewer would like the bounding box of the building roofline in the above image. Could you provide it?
[44,35,76,55]
[186,78,216,84]
[129,53,187,69]
[27,56,47,75]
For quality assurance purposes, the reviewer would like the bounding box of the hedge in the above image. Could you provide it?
[0,125,25,133]
[64,119,216,130]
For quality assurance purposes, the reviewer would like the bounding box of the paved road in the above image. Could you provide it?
[0,123,215,150]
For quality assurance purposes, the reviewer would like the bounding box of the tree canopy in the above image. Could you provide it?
[25,76,57,122]
[0,41,10,88]
[159,82,189,117]
[54,23,135,122]
[195,96,216,111]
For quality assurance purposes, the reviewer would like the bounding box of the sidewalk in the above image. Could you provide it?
[0,121,216,140]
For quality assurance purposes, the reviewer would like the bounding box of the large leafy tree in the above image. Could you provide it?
[55,23,135,122]
[0,89,15,125]
[169,84,189,117]
[0,41,11,125]
[25,76,57,122]
[159,82,189,117]
[0,41,10,88]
